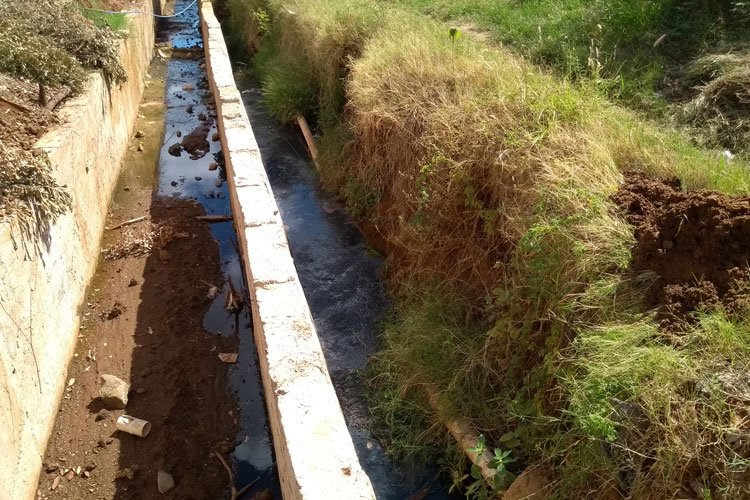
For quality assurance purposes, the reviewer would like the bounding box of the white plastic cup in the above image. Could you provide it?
[116,415,152,437]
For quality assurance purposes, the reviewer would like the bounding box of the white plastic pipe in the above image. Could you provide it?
[116,415,152,437]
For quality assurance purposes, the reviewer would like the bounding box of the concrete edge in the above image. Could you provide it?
[0,3,156,500]
[198,3,376,499]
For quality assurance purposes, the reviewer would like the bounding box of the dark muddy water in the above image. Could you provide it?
[157,3,280,497]
[161,2,455,498]
[239,88,456,499]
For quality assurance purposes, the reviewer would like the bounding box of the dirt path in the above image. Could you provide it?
[35,55,240,500]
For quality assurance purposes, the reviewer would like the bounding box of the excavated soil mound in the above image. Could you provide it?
[612,172,750,330]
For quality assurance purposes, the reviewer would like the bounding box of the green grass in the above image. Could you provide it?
[387,0,750,151]
[215,0,750,497]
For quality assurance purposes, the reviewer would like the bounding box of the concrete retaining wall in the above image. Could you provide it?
[198,2,376,499]
[0,5,156,499]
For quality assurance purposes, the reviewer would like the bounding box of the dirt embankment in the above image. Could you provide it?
[613,172,750,330]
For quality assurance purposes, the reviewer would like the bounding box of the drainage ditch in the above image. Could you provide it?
[36,1,454,498]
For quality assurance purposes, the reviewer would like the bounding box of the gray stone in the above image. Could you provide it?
[99,374,129,409]
[157,470,174,493]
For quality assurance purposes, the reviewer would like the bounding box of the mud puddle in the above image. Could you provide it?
[155,2,280,497]
[238,84,457,499]
[36,3,278,499]
[613,171,750,330]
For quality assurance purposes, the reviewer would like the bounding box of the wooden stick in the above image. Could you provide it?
[45,86,72,111]
[106,215,148,230]
[297,115,319,169]
[422,383,498,487]
[196,215,233,222]
[215,450,259,500]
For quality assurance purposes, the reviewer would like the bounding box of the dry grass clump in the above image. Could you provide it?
[680,52,750,152]
[0,141,71,243]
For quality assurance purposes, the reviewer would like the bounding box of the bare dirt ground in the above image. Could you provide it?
[613,172,750,330]
[35,58,241,500]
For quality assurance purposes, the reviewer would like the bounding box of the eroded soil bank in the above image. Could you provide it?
[614,172,750,330]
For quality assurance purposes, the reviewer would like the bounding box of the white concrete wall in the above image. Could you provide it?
[0,5,155,499]
[198,2,376,499]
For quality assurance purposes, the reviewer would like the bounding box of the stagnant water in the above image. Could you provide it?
[157,3,280,497]
[161,2,455,498]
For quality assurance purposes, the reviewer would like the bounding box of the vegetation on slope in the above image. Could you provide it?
[0,0,127,240]
[218,0,750,498]
[387,0,750,153]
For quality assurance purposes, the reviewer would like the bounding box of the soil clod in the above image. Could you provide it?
[613,172,750,330]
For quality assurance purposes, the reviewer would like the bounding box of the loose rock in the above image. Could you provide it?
[211,132,219,141]
[135,130,145,138]
[208,162,217,171]
[157,470,175,493]
[168,143,182,156]
[99,374,129,409]
[137,143,144,152]
[95,408,111,422]
[182,83,194,91]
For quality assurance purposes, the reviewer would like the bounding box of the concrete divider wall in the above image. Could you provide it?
[0,4,156,499]
[198,3,377,499]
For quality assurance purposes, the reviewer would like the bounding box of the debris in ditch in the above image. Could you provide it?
[51,476,61,490]
[106,215,148,231]
[218,353,238,363]
[157,470,175,493]
[209,162,217,171]
[95,408,111,422]
[201,279,220,300]
[100,303,123,321]
[168,143,182,156]
[212,132,220,142]
[99,374,129,409]
[225,275,244,314]
[406,487,431,500]
[196,215,232,222]
[107,227,151,257]
[216,440,235,454]
[215,449,259,500]
[116,414,151,437]
[65,470,74,481]
[115,465,139,480]
[181,126,209,159]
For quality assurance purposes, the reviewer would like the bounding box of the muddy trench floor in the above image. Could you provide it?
[35,58,244,500]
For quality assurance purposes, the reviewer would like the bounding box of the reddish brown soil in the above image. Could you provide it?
[0,73,62,151]
[35,191,240,500]
[612,172,750,330]
[35,58,240,500]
